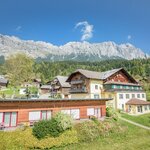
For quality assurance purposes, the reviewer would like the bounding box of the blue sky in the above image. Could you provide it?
[0,0,150,54]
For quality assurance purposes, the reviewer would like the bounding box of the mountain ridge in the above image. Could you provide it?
[0,34,149,61]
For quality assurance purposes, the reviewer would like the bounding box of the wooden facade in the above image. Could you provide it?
[0,99,109,128]
[105,70,137,84]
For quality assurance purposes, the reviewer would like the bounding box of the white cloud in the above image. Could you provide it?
[127,35,131,40]
[15,26,22,31]
[75,21,93,41]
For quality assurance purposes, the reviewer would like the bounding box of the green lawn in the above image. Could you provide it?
[0,120,150,150]
[53,120,150,150]
[147,92,150,101]
[121,113,150,127]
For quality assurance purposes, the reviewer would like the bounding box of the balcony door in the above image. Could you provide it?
[94,108,101,118]
[4,112,17,127]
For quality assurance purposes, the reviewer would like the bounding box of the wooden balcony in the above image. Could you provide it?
[70,80,84,85]
[70,88,87,93]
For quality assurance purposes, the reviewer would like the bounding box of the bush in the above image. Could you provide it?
[106,107,119,121]
[32,120,51,139]
[32,112,73,139]
[54,112,73,131]
[75,121,100,142]
[90,115,100,125]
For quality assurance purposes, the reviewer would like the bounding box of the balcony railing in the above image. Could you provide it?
[70,80,84,85]
[70,88,87,93]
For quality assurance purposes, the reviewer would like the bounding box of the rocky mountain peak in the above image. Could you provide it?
[0,34,149,61]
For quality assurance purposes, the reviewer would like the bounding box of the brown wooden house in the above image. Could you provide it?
[0,98,111,128]
[49,76,71,98]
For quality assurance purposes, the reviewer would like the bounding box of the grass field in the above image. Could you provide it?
[121,113,150,127]
[147,92,150,101]
[54,120,150,150]
[0,120,150,150]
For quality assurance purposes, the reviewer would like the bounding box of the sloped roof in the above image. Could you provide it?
[126,99,150,105]
[99,68,122,79]
[56,76,71,88]
[0,78,8,84]
[67,68,123,81]
[41,85,51,89]
[67,68,137,83]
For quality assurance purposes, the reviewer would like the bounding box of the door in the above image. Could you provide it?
[140,106,143,113]
[4,112,11,127]
[71,109,80,119]
[10,112,17,126]
[41,111,47,120]
[94,108,101,118]
[0,113,3,124]
[41,111,52,120]
[47,111,52,119]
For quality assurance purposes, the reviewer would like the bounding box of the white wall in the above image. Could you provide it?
[117,92,146,110]
[90,83,102,98]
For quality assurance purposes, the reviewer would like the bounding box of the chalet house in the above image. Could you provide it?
[49,76,71,98]
[66,68,147,112]
[0,98,111,128]
[66,69,103,99]
[32,78,42,88]
[40,85,51,94]
[21,78,42,88]
[0,77,8,89]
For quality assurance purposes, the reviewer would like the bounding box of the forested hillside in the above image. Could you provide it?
[34,59,150,99]
[0,54,149,99]
[33,59,150,82]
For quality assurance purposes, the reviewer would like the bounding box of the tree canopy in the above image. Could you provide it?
[4,53,34,86]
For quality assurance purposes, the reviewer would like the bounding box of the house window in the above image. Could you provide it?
[137,106,143,113]
[132,94,135,98]
[142,94,145,98]
[119,94,123,99]
[129,105,131,112]
[95,85,98,90]
[144,105,147,111]
[94,94,99,99]
[108,94,112,98]
[126,94,130,99]
[87,108,95,116]
[61,109,80,119]
[122,104,124,111]
[29,110,51,121]
[112,85,116,89]
[137,94,140,98]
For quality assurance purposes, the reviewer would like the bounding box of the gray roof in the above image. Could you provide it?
[0,78,8,84]
[0,98,112,102]
[41,85,51,89]
[72,68,122,80]
[56,76,71,88]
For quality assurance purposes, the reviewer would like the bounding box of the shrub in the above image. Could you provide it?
[106,107,119,121]
[48,112,73,137]
[90,115,100,125]
[54,112,73,131]
[32,112,73,139]
[32,120,51,139]
[75,121,100,142]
